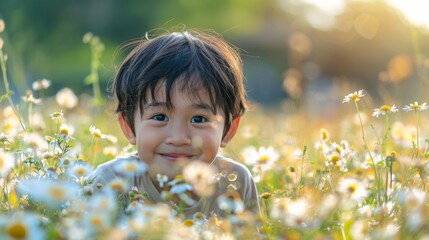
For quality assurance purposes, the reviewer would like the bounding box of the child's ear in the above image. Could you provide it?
[221,117,240,148]
[119,114,136,145]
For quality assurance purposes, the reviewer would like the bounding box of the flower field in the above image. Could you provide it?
[2,19,429,239]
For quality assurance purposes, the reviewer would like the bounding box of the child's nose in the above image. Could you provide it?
[165,124,192,146]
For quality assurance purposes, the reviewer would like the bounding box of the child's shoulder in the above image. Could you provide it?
[90,154,140,184]
[95,154,139,170]
[214,155,252,177]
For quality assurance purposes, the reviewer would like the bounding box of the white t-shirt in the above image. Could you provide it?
[89,154,260,219]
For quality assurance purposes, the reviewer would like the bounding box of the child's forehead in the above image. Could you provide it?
[145,80,213,104]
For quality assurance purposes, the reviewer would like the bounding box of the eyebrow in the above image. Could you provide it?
[143,101,215,113]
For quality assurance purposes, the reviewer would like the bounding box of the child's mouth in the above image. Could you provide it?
[160,153,193,162]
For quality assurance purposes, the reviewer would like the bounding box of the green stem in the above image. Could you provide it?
[354,100,381,204]
[415,110,420,158]
[0,49,26,131]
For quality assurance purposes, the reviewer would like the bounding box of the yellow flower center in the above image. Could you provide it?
[183,219,195,227]
[75,168,86,176]
[351,93,360,100]
[109,181,125,193]
[329,154,340,164]
[261,192,272,199]
[347,184,357,193]
[411,104,420,109]
[90,216,102,227]
[6,222,27,238]
[320,128,329,141]
[49,186,66,200]
[380,105,391,111]
[258,155,269,163]
[52,112,62,118]
[60,128,69,135]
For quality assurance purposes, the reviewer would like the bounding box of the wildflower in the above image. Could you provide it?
[217,191,245,214]
[373,104,398,117]
[67,161,93,180]
[169,182,193,195]
[107,178,129,194]
[16,179,80,209]
[157,174,169,188]
[87,192,117,212]
[403,102,428,112]
[21,90,41,104]
[182,161,217,197]
[342,89,364,103]
[113,159,147,177]
[260,192,272,199]
[103,146,118,157]
[241,146,279,173]
[0,212,45,240]
[89,125,107,139]
[59,123,75,136]
[337,177,368,203]
[270,197,311,228]
[81,211,111,232]
[49,110,64,120]
[23,132,48,150]
[320,128,329,141]
[0,149,14,176]
[55,88,78,109]
[32,78,51,91]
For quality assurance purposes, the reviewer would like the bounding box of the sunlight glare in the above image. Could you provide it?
[386,0,429,29]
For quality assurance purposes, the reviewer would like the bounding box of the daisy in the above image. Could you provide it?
[49,110,64,120]
[32,78,51,91]
[107,178,129,194]
[373,104,398,117]
[67,161,93,180]
[270,197,311,228]
[0,212,45,240]
[217,191,245,214]
[156,174,169,188]
[337,177,368,203]
[403,102,428,112]
[55,88,78,109]
[16,178,80,209]
[342,89,364,103]
[182,161,217,197]
[241,146,279,173]
[21,90,41,104]
[113,159,147,177]
[0,149,14,176]
[89,125,107,139]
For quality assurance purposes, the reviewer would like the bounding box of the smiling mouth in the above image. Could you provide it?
[159,153,193,162]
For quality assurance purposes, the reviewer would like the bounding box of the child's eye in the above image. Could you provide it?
[191,116,208,123]
[151,114,169,122]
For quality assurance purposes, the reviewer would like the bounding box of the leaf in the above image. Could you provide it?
[84,74,96,85]
[0,90,14,103]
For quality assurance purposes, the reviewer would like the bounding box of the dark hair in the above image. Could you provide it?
[113,30,246,138]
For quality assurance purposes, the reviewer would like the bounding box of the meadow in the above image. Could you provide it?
[1,19,429,239]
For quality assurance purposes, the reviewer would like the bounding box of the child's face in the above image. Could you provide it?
[120,83,233,180]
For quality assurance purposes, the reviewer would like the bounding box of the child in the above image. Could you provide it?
[90,30,260,219]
